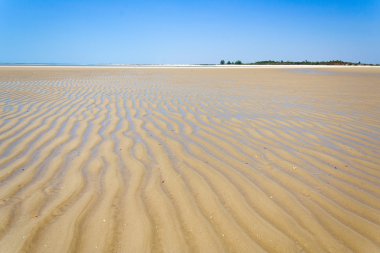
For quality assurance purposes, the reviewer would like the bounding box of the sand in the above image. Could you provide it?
[0,66,379,253]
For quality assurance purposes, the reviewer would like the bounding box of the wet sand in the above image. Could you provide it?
[0,66,380,252]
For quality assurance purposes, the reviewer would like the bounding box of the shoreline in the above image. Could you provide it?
[1,64,380,69]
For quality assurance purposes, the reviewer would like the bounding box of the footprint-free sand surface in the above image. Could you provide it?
[0,66,380,253]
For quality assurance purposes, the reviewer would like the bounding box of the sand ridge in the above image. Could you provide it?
[0,67,380,252]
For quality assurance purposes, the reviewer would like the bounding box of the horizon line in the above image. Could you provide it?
[1,61,379,67]
[2,65,380,69]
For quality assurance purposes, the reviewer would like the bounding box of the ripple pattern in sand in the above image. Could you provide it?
[0,67,380,253]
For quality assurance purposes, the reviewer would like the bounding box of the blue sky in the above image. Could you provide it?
[0,0,379,64]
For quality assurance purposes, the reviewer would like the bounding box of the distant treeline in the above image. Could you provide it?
[219,60,378,66]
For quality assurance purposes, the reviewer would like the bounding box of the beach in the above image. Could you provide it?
[0,66,380,252]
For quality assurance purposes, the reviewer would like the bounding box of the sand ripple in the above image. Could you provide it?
[0,67,380,252]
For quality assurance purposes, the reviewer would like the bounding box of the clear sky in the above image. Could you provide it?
[0,0,379,64]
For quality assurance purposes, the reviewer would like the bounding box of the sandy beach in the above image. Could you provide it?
[0,66,379,252]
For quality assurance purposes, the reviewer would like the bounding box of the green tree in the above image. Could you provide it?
[235,60,242,65]
[220,60,225,65]
[227,61,231,65]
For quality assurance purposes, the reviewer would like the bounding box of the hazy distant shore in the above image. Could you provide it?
[1,64,380,69]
